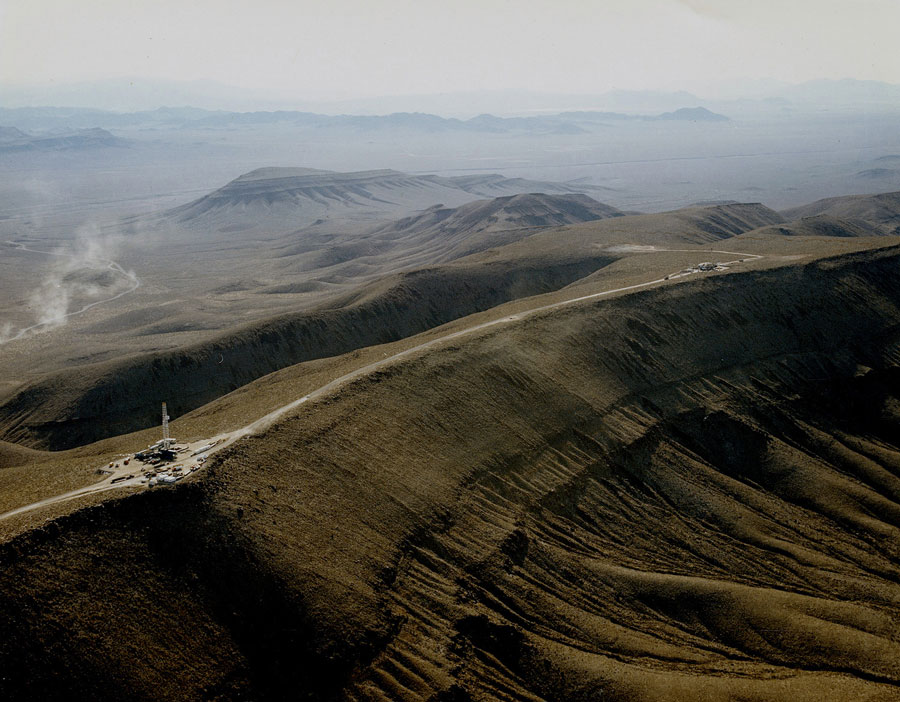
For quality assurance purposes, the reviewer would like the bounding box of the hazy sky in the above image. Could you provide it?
[2,0,899,100]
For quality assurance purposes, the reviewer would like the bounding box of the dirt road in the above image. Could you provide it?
[2,240,141,343]
[0,248,761,521]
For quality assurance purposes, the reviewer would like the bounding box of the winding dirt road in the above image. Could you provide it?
[2,240,140,343]
[0,247,761,521]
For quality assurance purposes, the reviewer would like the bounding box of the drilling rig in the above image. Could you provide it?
[162,402,171,447]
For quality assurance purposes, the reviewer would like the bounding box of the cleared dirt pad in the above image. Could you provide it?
[1,244,900,700]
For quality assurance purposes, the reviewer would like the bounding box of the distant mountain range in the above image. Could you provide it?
[0,126,122,152]
[150,166,620,237]
[2,77,899,116]
[656,107,729,122]
[5,77,897,135]
[371,192,624,260]
[0,105,730,135]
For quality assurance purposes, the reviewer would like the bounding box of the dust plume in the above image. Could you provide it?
[1,224,139,344]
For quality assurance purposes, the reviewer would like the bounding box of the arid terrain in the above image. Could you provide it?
[1,155,899,700]
[7,0,900,693]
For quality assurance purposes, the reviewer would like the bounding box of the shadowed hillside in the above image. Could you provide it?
[0,440,42,469]
[782,190,900,235]
[1,245,899,700]
[159,167,479,234]
[0,169,632,397]
[0,199,788,451]
[757,215,883,238]
[0,255,614,449]
[372,192,624,261]
[425,173,616,199]
[459,203,785,264]
[151,168,618,237]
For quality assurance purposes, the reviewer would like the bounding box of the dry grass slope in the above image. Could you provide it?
[0,202,784,451]
[781,190,900,236]
[0,255,614,449]
[371,192,624,262]
[1,246,899,700]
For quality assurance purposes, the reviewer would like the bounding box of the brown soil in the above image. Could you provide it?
[0,202,785,452]
[1,245,899,700]
[0,255,614,450]
[781,190,900,235]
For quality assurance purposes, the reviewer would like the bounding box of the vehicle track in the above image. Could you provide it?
[0,247,762,521]
[2,240,141,343]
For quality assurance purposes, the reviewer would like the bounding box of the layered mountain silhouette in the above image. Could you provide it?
[0,127,122,152]
[154,167,618,235]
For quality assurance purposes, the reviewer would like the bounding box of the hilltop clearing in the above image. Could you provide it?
[0,243,899,700]
[0,201,783,450]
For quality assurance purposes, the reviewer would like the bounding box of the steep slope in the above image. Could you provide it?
[782,190,900,235]
[0,254,615,450]
[371,193,624,261]
[428,173,616,199]
[627,202,784,243]
[1,245,899,700]
[754,215,883,238]
[268,192,624,268]
[0,169,627,393]
[0,201,786,450]
[463,203,785,263]
[0,440,42,469]
[153,168,619,238]
[161,167,480,233]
